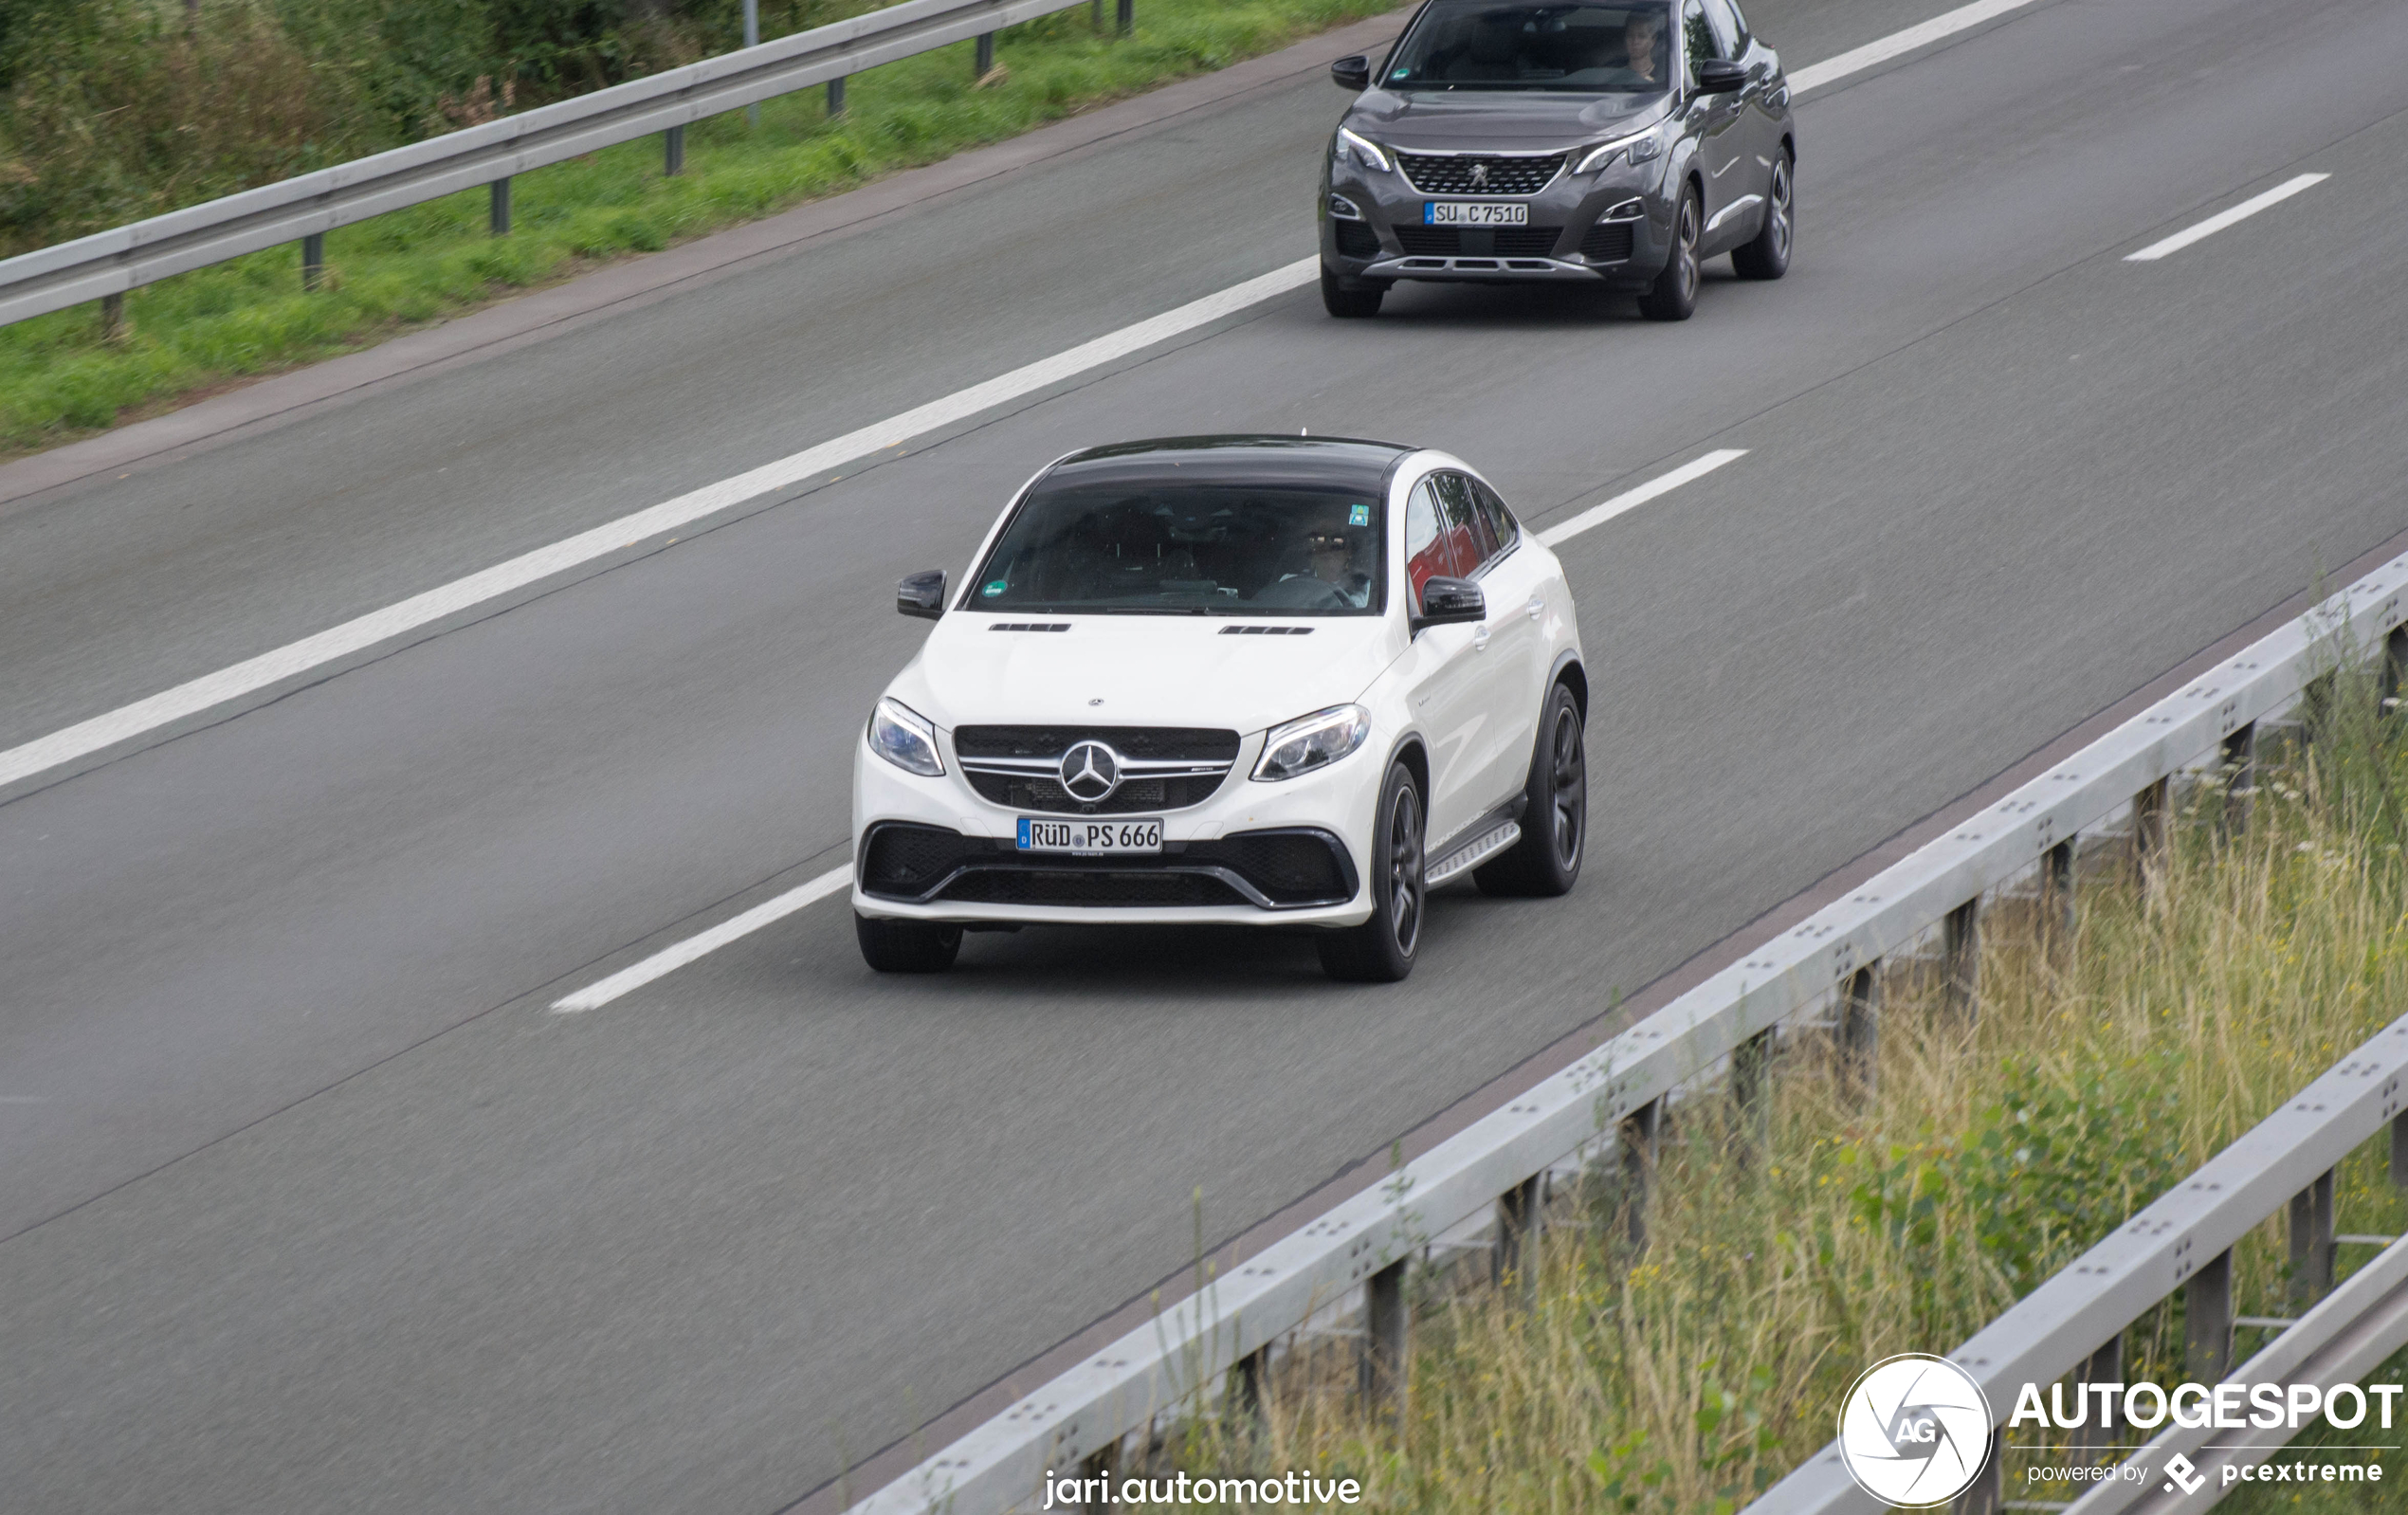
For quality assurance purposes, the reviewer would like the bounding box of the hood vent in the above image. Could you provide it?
[1219,625,1314,636]
[989,622,1071,632]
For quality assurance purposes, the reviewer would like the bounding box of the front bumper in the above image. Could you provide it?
[850,727,1386,927]
[1323,155,1672,289]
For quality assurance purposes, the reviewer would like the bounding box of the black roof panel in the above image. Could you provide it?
[1045,434,1414,494]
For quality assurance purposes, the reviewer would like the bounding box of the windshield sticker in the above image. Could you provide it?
[1348,503,1371,526]
[981,579,1007,596]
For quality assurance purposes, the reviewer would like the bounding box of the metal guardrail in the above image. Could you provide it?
[0,0,1116,329]
[848,552,2408,1515]
[1747,1013,2408,1515]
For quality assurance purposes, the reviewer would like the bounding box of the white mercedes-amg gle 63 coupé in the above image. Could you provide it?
[851,435,1588,981]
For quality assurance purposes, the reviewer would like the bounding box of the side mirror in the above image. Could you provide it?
[1412,576,1485,633]
[1330,54,1372,91]
[897,569,947,620]
[1693,59,1747,93]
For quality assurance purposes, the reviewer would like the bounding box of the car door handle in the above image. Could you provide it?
[1472,626,1491,651]
[1525,593,1545,622]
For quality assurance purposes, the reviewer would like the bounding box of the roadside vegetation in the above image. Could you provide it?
[0,0,1395,455]
[1143,655,2408,1511]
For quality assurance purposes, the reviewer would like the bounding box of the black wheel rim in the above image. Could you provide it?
[1388,784,1424,956]
[1677,194,1699,301]
[1550,707,1585,868]
[1767,159,1792,261]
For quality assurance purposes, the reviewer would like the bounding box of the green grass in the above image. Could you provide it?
[1140,657,2408,1511]
[0,0,1393,456]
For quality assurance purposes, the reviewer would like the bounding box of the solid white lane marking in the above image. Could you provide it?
[1788,0,2055,95]
[552,864,853,1011]
[1538,450,1747,548]
[0,260,1319,799]
[2124,173,2330,262]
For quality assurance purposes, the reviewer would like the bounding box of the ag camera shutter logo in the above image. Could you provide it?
[1838,1354,1993,1506]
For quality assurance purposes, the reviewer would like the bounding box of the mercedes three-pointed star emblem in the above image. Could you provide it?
[1058,740,1122,803]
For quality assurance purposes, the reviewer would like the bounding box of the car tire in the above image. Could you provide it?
[1475,683,1587,898]
[1318,761,1426,982]
[1636,185,1701,321]
[1321,261,1386,319]
[1731,150,1793,281]
[856,912,962,973]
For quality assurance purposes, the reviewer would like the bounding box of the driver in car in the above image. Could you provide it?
[1619,9,1665,84]
[1298,518,1375,608]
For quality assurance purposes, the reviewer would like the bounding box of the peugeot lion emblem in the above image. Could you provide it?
[1469,161,1489,188]
[1059,741,1122,803]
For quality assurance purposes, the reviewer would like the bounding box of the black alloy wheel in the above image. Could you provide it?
[1476,682,1587,897]
[856,912,963,973]
[1733,151,1793,280]
[1319,761,1426,981]
[1637,185,1701,321]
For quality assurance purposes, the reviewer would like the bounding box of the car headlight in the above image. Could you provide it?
[1253,704,1373,782]
[1336,127,1392,173]
[1574,124,1667,175]
[867,698,944,777]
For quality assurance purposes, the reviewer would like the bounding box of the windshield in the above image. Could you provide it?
[967,481,1386,616]
[1383,1,1673,92]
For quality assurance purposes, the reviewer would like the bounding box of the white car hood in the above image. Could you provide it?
[894,614,1404,736]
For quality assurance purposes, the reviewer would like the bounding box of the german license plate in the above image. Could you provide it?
[1424,201,1528,226]
[1017,816,1163,854]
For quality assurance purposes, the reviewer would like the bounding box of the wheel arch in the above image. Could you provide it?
[1550,651,1589,722]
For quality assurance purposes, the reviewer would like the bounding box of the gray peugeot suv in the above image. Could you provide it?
[1320,0,1794,319]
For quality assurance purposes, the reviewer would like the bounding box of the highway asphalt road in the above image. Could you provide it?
[6,0,2408,1509]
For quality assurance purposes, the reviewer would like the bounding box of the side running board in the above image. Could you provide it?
[1425,822,1520,887]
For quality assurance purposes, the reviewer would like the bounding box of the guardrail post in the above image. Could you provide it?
[976,31,996,77]
[2219,721,2256,838]
[1943,900,1979,1021]
[2393,1106,2408,1189]
[744,0,762,129]
[2132,776,2170,892]
[1732,1028,1773,1161]
[2385,626,2408,713]
[1092,0,1104,27]
[1953,1428,2002,1514]
[1360,1258,1408,1424]
[2184,1248,2235,1380]
[1079,1440,1116,1512]
[1840,963,1880,1096]
[2289,1167,2336,1306]
[489,177,512,236]
[100,291,125,341]
[2073,1334,2123,1462]
[1494,1173,1543,1302]
[2044,837,2077,969]
[1231,1343,1268,1435]
[301,232,325,291]
[1117,0,1134,36]
[1621,1098,1661,1251]
[827,76,847,118]
[665,124,685,176]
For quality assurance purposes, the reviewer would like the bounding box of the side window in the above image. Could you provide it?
[1469,477,1521,554]
[1403,479,1457,604]
[1701,0,1743,57]
[1433,473,1498,575]
[1682,0,1723,78]
[1715,0,1750,48]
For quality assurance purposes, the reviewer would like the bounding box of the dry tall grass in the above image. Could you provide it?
[1158,669,2408,1512]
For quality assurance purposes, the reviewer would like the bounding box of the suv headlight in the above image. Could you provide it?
[867,698,944,776]
[1574,124,1667,174]
[1336,127,1392,173]
[1253,704,1372,781]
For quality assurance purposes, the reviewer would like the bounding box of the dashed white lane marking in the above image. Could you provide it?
[1538,450,1748,548]
[552,864,853,1012]
[2125,173,2330,263]
[1788,0,2057,95]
